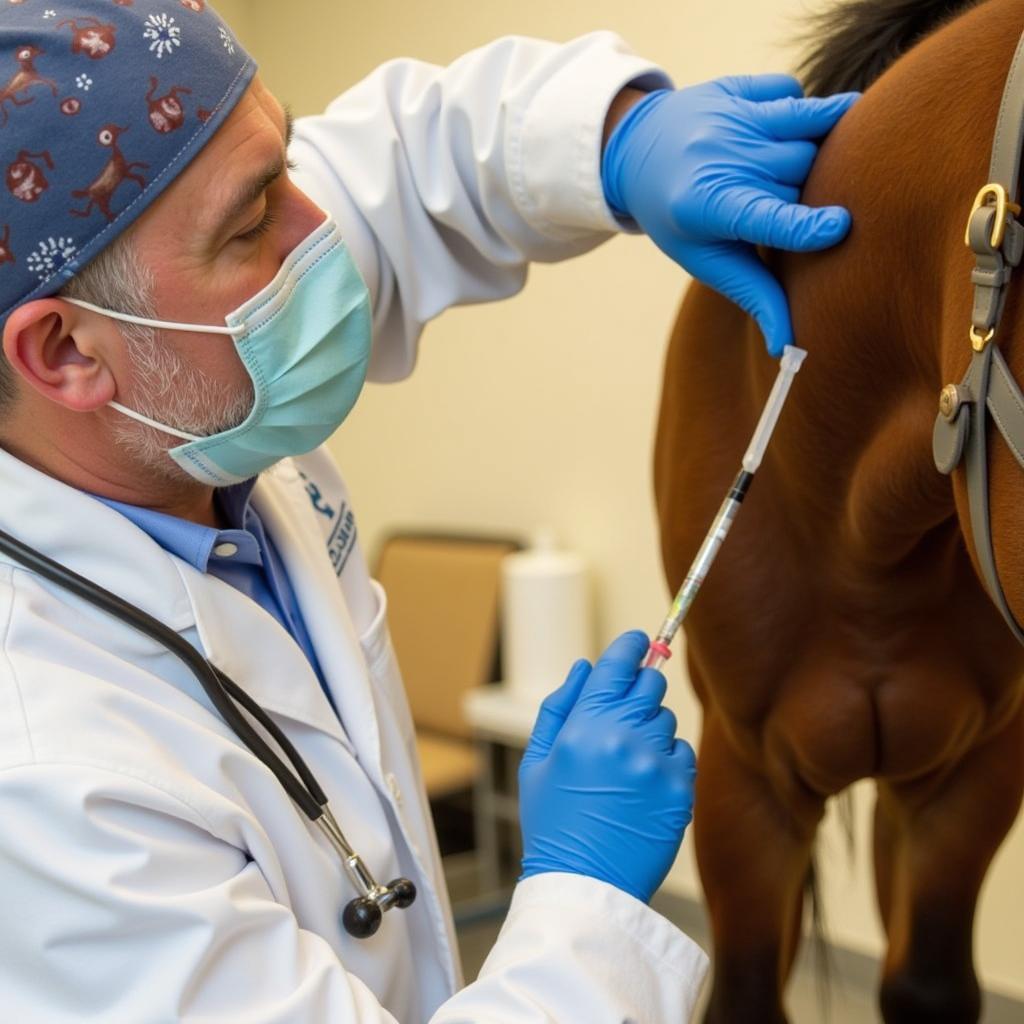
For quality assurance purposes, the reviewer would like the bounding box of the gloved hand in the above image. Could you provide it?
[519,631,696,904]
[601,75,860,356]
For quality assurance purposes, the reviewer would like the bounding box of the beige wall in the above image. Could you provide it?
[223,0,1024,999]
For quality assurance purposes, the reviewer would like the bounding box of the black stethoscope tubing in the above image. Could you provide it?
[0,525,416,938]
[0,525,327,817]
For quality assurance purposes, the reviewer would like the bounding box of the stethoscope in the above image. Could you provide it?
[0,526,416,940]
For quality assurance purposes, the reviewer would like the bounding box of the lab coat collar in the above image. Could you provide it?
[0,446,195,632]
[252,460,386,784]
[0,448,352,746]
[176,555,353,750]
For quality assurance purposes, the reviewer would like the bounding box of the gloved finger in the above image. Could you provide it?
[691,243,793,357]
[629,667,668,713]
[521,658,591,764]
[644,705,679,752]
[744,179,801,206]
[669,738,698,774]
[756,139,817,188]
[712,73,803,103]
[753,92,860,141]
[575,630,649,705]
[667,740,697,818]
[724,191,852,251]
[764,181,801,205]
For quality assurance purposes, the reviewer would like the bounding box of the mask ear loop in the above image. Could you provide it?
[61,297,248,443]
[62,297,243,337]
[107,402,203,442]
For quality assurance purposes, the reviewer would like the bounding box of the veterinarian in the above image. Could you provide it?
[0,3,856,1020]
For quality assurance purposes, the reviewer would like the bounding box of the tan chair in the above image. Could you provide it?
[374,533,519,802]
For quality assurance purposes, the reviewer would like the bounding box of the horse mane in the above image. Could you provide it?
[798,0,987,95]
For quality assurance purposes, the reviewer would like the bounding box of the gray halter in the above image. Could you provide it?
[933,30,1024,644]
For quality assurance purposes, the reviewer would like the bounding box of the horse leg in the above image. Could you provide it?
[877,706,1024,1023]
[873,780,900,939]
[696,709,823,1024]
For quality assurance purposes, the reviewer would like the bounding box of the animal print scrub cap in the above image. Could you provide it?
[0,0,255,325]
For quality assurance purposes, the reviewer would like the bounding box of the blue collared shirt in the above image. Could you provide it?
[95,480,333,709]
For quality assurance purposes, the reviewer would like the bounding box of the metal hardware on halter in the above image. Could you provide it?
[969,325,996,351]
[963,182,1024,350]
[964,182,1021,250]
[939,383,967,420]
[316,809,417,939]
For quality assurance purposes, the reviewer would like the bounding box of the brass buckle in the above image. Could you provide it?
[965,183,1023,250]
[939,383,972,420]
[970,325,996,351]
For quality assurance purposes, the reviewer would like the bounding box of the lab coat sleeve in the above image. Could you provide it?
[0,763,707,1022]
[287,33,672,383]
[436,873,710,1022]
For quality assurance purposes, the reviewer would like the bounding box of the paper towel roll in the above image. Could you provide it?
[501,529,593,704]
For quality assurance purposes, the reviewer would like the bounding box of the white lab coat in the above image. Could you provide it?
[0,32,709,1023]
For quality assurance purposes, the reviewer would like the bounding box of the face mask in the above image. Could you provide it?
[65,217,372,487]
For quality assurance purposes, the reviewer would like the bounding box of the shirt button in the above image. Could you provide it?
[213,542,239,558]
[386,773,403,806]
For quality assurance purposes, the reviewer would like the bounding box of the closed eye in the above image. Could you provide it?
[237,208,277,242]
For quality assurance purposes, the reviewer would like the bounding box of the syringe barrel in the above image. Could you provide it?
[645,349,807,674]
[648,481,748,658]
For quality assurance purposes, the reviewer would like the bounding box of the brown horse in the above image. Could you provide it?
[654,0,1024,1020]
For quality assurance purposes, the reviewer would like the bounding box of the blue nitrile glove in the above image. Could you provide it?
[601,76,860,356]
[518,631,696,904]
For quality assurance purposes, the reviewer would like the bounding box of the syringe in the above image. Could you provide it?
[643,345,808,671]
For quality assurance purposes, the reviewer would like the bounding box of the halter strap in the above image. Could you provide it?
[933,27,1024,644]
[990,30,1024,200]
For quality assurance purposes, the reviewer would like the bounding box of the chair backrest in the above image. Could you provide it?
[375,533,519,740]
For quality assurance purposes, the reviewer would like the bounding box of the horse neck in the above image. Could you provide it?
[770,1,1022,561]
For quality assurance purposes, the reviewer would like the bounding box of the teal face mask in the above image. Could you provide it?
[67,217,372,487]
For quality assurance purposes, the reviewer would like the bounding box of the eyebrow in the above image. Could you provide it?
[209,107,296,239]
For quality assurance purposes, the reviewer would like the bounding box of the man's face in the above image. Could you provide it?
[111,75,327,443]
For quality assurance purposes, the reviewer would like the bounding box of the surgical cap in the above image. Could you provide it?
[0,1,256,325]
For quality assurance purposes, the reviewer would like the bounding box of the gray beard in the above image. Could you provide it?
[112,326,255,485]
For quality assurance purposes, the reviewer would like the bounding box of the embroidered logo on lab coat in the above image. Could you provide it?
[327,504,357,577]
[298,469,357,578]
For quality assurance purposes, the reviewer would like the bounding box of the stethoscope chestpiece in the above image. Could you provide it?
[342,877,417,939]
[388,877,418,909]
[343,896,383,939]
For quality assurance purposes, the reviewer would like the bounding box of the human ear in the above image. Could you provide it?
[2,299,119,414]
